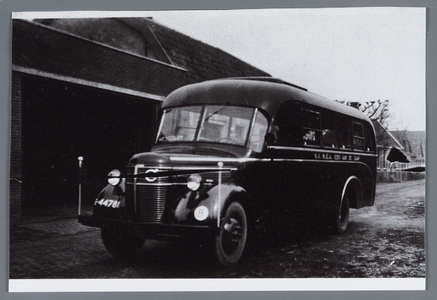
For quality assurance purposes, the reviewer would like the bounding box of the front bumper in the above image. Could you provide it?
[78,215,218,239]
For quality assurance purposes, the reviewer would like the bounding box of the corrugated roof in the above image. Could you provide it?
[34,17,271,86]
[135,18,271,83]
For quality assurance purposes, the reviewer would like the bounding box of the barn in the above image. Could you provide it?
[10,17,270,221]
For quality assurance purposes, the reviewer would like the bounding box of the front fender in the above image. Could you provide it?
[93,179,127,219]
[174,184,246,224]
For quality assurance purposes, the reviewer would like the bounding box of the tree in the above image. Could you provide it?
[337,99,390,129]
[359,100,390,129]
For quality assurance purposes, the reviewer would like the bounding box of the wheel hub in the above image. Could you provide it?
[222,217,243,253]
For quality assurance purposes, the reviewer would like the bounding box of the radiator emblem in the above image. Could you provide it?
[145,169,159,182]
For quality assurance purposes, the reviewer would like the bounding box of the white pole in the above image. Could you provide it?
[217,161,223,228]
[78,156,83,216]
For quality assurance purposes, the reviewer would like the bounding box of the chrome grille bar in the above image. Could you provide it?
[126,166,168,223]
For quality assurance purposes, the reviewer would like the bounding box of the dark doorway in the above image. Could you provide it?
[21,76,158,212]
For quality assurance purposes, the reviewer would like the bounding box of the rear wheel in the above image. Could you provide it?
[330,192,350,234]
[101,224,145,261]
[214,202,247,267]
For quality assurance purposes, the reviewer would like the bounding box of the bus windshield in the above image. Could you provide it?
[156,105,268,151]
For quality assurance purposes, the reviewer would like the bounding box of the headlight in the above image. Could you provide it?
[187,174,202,191]
[108,169,121,186]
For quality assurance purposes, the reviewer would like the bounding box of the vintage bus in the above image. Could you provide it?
[78,77,377,266]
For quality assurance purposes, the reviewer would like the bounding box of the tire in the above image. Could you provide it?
[330,191,350,234]
[101,224,145,261]
[214,202,248,267]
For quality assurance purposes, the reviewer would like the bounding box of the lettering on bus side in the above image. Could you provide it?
[314,152,361,161]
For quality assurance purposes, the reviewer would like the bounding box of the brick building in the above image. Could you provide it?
[10,18,270,222]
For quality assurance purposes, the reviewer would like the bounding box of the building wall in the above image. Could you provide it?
[377,147,388,170]
[11,20,188,221]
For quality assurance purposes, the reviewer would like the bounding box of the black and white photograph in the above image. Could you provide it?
[8,8,426,292]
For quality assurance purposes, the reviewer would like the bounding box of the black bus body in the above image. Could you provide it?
[79,77,377,266]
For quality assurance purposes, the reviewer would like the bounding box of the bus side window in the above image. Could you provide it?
[364,124,376,152]
[321,111,337,148]
[337,116,352,149]
[302,109,321,147]
[273,101,302,146]
[352,122,365,151]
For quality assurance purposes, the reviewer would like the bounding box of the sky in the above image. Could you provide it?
[15,8,426,131]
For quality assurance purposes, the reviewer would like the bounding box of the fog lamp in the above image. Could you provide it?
[108,169,121,186]
[187,174,202,191]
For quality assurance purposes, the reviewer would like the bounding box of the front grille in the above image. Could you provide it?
[125,166,168,223]
[136,182,167,222]
[125,166,135,183]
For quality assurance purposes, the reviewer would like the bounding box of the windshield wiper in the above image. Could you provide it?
[204,101,230,122]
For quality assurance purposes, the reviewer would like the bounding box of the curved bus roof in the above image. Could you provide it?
[163,77,371,123]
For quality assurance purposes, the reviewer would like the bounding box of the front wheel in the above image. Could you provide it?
[101,224,145,261]
[215,202,248,267]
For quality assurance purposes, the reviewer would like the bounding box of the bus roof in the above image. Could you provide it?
[162,77,371,122]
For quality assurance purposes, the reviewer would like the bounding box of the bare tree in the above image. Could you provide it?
[360,100,390,128]
[338,99,390,129]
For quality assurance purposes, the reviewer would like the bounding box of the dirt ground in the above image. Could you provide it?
[9,179,425,279]
[232,179,425,278]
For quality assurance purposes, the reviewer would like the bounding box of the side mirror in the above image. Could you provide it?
[264,132,276,144]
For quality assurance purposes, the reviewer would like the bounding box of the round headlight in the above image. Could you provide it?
[108,169,121,186]
[187,174,202,191]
